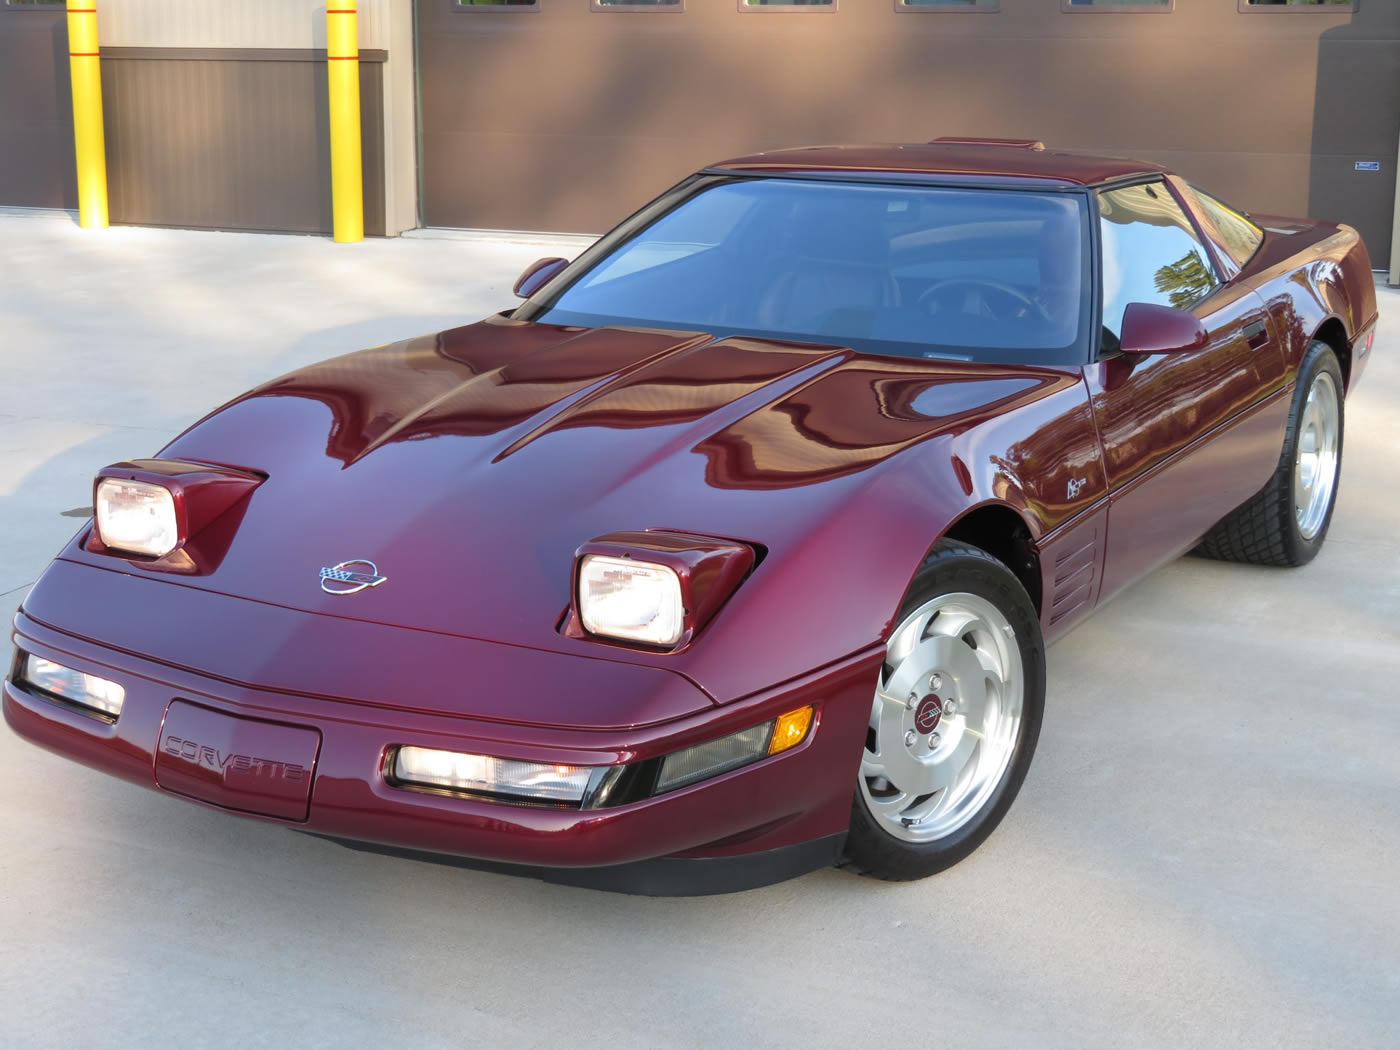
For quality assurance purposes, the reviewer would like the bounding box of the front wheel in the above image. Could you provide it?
[841,540,1045,881]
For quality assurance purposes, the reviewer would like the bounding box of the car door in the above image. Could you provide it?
[1084,179,1288,605]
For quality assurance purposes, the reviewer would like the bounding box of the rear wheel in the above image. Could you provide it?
[841,540,1045,881]
[1196,341,1344,567]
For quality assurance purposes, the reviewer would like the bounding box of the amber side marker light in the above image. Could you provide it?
[770,706,814,755]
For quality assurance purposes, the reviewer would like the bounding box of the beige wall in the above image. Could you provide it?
[95,0,393,50]
[381,0,418,236]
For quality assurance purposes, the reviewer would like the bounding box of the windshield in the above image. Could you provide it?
[528,178,1090,365]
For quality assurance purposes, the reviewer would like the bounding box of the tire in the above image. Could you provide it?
[1196,341,1344,567]
[841,539,1045,881]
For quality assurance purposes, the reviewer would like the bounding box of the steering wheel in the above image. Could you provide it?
[916,278,1046,323]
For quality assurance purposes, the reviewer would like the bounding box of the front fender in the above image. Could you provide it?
[673,375,1104,703]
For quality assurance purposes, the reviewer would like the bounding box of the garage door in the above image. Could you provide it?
[0,5,76,210]
[416,0,1398,266]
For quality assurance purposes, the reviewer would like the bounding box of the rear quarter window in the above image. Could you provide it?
[1190,187,1265,271]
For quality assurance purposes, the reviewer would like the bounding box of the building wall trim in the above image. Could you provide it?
[100,46,388,62]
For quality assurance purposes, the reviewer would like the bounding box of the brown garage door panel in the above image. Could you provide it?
[0,10,77,210]
[0,118,78,211]
[102,52,385,236]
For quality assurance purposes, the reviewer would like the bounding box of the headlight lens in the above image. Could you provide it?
[95,478,178,557]
[577,554,684,647]
[22,654,125,719]
[393,746,596,804]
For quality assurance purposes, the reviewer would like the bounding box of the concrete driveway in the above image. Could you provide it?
[2,212,1397,1050]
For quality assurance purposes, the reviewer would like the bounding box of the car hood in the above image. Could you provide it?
[67,315,1072,699]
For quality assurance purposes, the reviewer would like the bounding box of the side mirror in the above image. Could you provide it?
[513,257,569,299]
[1118,302,1209,356]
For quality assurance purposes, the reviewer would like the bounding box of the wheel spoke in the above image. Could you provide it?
[969,642,1004,685]
[957,668,994,727]
[860,754,883,780]
[926,733,978,794]
[868,791,909,815]
[874,688,911,712]
[926,605,980,642]
[876,719,929,791]
[885,605,937,668]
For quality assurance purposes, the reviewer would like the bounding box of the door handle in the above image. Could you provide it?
[1243,320,1270,350]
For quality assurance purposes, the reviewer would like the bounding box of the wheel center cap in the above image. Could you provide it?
[914,695,943,733]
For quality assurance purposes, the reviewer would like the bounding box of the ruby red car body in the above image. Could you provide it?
[4,142,1378,892]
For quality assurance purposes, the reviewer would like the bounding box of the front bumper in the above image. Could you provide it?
[5,590,879,891]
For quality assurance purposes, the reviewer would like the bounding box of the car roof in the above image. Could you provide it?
[708,141,1166,188]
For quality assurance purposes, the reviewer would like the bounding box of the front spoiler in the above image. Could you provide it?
[312,832,848,896]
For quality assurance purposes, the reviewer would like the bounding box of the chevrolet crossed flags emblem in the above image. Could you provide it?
[319,560,388,596]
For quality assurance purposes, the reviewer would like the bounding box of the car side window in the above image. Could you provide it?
[1097,182,1219,345]
[1190,186,1265,270]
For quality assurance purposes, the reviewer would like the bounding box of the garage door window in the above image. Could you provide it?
[740,0,835,10]
[1097,182,1219,343]
[593,0,682,9]
[898,0,998,10]
[1063,0,1172,11]
[1239,1,1356,11]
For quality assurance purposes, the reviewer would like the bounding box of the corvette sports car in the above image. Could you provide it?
[5,139,1377,894]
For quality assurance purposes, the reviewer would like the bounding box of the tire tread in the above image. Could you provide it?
[1195,342,1342,568]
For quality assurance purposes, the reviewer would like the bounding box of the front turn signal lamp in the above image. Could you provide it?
[20,654,125,720]
[770,706,814,755]
[655,705,814,794]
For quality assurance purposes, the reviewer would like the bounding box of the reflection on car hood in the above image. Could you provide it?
[128,315,1064,654]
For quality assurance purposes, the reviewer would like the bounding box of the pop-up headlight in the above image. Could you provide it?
[571,531,757,650]
[89,459,263,567]
[95,478,179,557]
[578,555,684,647]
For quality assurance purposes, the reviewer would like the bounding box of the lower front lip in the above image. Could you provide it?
[4,615,879,870]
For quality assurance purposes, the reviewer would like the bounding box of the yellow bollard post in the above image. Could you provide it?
[67,0,108,229]
[327,1,364,243]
